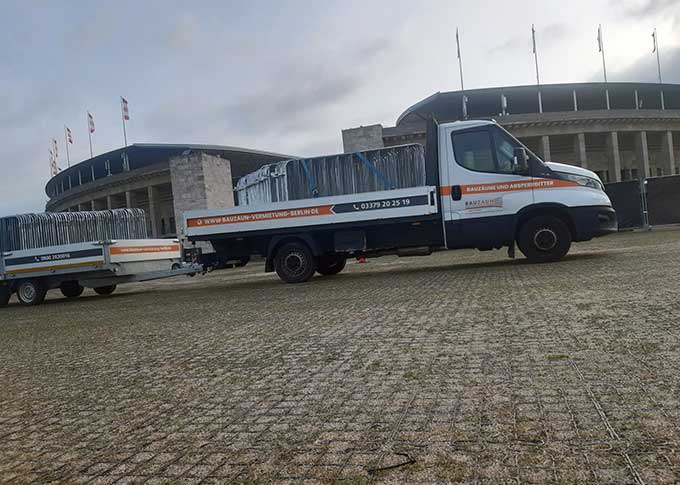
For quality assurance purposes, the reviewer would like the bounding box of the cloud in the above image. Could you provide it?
[617,0,678,17]
[487,23,570,56]
[612,45,680,83]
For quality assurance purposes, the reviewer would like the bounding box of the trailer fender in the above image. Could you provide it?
[265,234,321,272]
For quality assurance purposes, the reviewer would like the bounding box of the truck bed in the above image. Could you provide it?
[185,186,439,238]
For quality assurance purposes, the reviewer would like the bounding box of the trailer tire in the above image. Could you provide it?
[274,242,316,284]
[0,286,10,308]
[317,255,347,276]
[16,280,47,306]
[94,285,117,296]
[60,281,84,298]
[517,215,572,263]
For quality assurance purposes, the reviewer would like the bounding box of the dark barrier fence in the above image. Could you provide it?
[604,175,680,229]
[646,176,680,226]
[604,180,643,229]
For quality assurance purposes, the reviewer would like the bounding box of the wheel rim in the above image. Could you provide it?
[284,251,306,277]
[20,284,36,302]
[534,228,558,251]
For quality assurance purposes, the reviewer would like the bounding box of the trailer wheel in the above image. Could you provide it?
[518,215,572,263]
[60,281,84,298]
[16,279,47,306]
[317,255,347,276]
[274,242,316,284]
[94,285,117,296]
[0,286,10,308]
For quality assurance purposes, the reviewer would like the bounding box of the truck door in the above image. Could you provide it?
[441,124,535,249]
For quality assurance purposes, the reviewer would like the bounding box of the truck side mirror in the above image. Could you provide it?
[513,147,529,173]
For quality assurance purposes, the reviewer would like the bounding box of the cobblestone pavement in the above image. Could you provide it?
[2,229,680,484]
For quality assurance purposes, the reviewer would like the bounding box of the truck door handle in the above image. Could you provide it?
[451,185,462,201]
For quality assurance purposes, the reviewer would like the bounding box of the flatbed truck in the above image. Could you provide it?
[185,119,618,283]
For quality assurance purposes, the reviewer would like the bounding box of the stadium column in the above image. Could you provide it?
[539,136,551,162]
[606,132,622,182]
[574,133,588,169]
[106,195,113,210]
[662,131,676,176]
[90,200,96,211]
[125,191,135,209]
[634,131,651,179]
[147,186,160,238]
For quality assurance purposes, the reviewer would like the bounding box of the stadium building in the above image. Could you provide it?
[45,145,290,238]
[342,82,680,184]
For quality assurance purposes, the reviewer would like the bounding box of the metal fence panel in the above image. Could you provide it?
[604,181,643,229]
[236,144,426,205]
[646,175,680,226]
[0,209,148,252]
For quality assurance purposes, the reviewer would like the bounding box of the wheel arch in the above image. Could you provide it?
[514,203,577,241]
[265,234,322,272]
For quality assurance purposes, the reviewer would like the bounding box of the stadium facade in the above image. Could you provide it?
[343,82,680,184]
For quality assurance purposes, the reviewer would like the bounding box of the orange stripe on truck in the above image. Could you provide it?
[109,245,180,255]
[440,178,578,196]
[187,205,335,227]
[7,260,105,274]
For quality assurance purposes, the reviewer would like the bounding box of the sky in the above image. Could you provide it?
[2,0,679,216]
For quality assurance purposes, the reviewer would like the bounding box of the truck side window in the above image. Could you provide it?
[492,130,517,174]
[451,131,495,173]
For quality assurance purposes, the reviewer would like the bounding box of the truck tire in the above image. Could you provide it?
[274,242,316,284]
[60,281,84,298]
[518,215,572,263]
[0,286,10,308]
[317,255,347,276]
[94,285,117,296]
[16,279,47,306]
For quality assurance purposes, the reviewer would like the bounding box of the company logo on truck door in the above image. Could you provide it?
[186,195,431,227]
[465,197,504,210]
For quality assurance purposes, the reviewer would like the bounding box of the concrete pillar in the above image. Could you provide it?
[147,186,159,238]
[574,133,588,169]
[125,191,135,209]
[662,131,676,176]
[106,195,113,210]
[90,200,96,211]
[607,132,622,182]
[635,131,651,179]
[539,135,551,162]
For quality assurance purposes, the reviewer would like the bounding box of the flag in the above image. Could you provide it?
[88,111,95,133]
[652,29,657,53]
[49,149,57,177]
[121,96,130,121]
[597,24,603,52]
[66,126,73,144]
[52,138,58,159]
[456,28,461,59]
[532,24,537,54]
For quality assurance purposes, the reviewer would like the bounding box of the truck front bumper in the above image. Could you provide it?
[570,206,618,241]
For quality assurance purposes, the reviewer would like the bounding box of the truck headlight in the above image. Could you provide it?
[559,173,604,191]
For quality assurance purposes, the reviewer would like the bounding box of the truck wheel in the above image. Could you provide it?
[94,285,117,296]
[274,242,316,283]
[518,215,572,263]
[317,255,347,276]
[60,281,84,298]
[16,280,47,306]
[0,286,10,308]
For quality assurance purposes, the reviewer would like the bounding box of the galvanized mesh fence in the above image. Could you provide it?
[0,209,148,252]
[236,144,426,205]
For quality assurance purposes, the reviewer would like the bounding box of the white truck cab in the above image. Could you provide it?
[437,120,616,261]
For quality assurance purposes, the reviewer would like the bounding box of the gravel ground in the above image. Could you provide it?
[2,229,680,484]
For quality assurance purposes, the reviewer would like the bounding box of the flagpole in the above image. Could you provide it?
[456,28,464,91]
[87,113,93,158]
[598,24,610,110]
[654,28,665,109]
[532,24,543,113]
[121,97,128,147]
[64,126,71,167]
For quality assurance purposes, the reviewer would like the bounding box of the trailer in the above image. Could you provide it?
[0,210,199,307]
[185,118,618,283]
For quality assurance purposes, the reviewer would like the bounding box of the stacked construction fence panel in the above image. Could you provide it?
[0,209,148,252]
[236,144,426,206]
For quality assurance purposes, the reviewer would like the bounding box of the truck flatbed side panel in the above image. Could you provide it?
[185,186,438,238]
[108,239,181,263]
[1,242,105,277]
